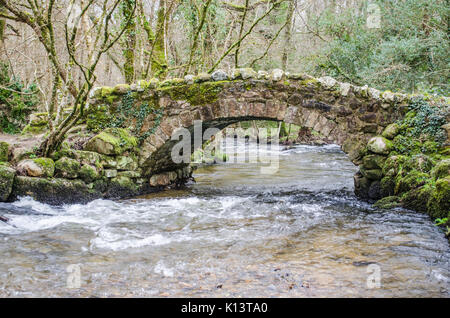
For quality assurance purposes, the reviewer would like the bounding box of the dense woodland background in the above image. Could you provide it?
[0,0,448,151]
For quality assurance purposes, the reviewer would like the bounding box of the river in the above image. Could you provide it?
[0,140,448,297]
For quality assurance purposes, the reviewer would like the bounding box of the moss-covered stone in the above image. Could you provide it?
[380,175,396,197]
[431,159,450,180]
[86,105,113,133]
[116,156,138,171]
[84,128,137,155]
[395,170,429,194]
[17,158,55,178]
[354,173,371,199]
[113,84,130,95]
[360,167,383,180]
[402,185,433,212]
[50,143,76,162]
[10,176,98,205]
[427,176,450,219]
[73,150,104,168]
[55,157,81,179]
[0,141,9,162]
[367,136,393,155]
[108,176,139,198]
[362,154,386,170]
[159,81,227,106]
[382,155,407,176]
[79,164,100,183]
[0,165,15,201]
[382,123,400,139]
[373,196,401,209]
[403,154,434,173]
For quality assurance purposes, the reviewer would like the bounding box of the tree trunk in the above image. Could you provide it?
[282,0,295,71]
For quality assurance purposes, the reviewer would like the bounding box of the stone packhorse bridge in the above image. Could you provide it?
[87,68,414,200]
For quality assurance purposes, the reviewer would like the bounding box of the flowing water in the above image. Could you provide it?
[0,140,448,297]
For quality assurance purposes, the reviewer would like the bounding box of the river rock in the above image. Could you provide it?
[17,158,55,178]
[367,136,393,155]
[211,70,229,81]
[149,172,177,187]
[84,128,137,155]
[0,165,15,201]
[55,157,81,179]
[10,176,97,205]
[368,180,381,200]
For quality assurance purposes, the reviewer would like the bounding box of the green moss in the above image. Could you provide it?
[85,128,137,155]
[395,170,429,194]
[79,164,100,183]
[360,167,383,180]
[86,105,112,132]
[403,154,434,173]
[380,175,396,197]
[373,196,401,209]
[55,157,81,179]
[158,81,228,106]
[382,155,407,175]
[427,176,450,219]
[0,165,15,201]
[431,159,450,180]
[32,158,55,177]
[299,78,320,87]
[113,84,131,95]
[402,184,434,212]
[160,78,185,88]
[0,141,9,162]
[362,154,386,170]
[100,86,114,98]
[21,124,48,135]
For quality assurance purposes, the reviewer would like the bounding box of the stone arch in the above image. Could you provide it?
[89,69,412,194]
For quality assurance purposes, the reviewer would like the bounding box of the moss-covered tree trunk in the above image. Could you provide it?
[151,0,168,80]
[281,0,295,71]
[122,0,137,84]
